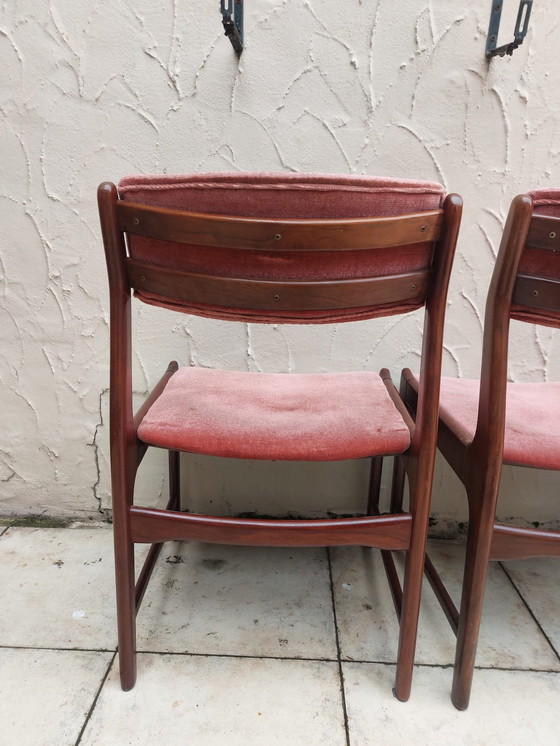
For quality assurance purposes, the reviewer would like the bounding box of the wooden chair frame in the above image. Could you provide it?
[98,180,462,696]
[396,194,560,709]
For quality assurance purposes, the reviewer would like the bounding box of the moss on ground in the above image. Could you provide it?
[8,515,74,529]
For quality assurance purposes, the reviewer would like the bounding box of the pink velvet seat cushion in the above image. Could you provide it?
[119,172,446,323]
[415,376,560,471]
[137,367,411,461]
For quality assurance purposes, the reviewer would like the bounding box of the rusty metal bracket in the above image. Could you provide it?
[220,0,243,57]
[486,0,533,58]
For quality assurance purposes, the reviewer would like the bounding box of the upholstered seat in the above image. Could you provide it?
[405,376,560,471]
[138,368,411,461]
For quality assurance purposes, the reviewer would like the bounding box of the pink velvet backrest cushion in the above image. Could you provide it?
[512,188,560,329]
[118,172,446,324]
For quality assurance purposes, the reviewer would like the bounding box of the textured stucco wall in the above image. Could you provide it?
[1,1,559,530]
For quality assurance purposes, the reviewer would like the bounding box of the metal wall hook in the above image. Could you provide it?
[220,0,244,57]
[486,0,533,58]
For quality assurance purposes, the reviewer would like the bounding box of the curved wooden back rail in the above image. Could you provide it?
[118,200,444,252]
[126,259,430,313]
[98,177,462,698]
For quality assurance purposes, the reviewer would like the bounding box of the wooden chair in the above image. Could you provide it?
[397,189,560,709]
[97,172,462,695]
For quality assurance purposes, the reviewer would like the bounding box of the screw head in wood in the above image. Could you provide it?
[550,231,557,239]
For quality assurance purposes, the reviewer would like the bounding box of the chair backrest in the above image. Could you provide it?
[110,172,454,324]
[473,189,560,459]
[511,189,560,328]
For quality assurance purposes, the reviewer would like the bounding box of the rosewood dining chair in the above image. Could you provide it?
[97,172,462,696]
[395,189,560,710]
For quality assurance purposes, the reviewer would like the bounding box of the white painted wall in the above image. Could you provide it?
[1,1,559,532]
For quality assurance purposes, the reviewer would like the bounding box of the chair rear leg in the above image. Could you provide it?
[451,495,495,710]
[393,474,430,702]
[112,457,137,691]
[114,528,137,690]
[393,532,426,700]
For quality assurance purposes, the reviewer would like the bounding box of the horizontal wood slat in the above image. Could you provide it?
[512,274,560,314]
[490,523,560,560]
[126,258,429,311]
[129,506,413,549]
[118,200,443,252]
[526,214,560,252]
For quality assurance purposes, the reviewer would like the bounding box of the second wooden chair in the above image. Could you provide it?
[397,188,560,709]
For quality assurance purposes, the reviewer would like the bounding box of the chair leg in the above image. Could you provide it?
[112,456,137,691]
[451,495,495,710]
[169,450,181,511]
[114,531,137,690]
[390,454,406,514]
[366,457,383,515]
[393,473,430,702]
[393,543,424,699]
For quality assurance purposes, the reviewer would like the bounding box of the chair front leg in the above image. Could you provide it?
[390,454,406,514]
[169,450,181,511]
[366,457,383,515]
